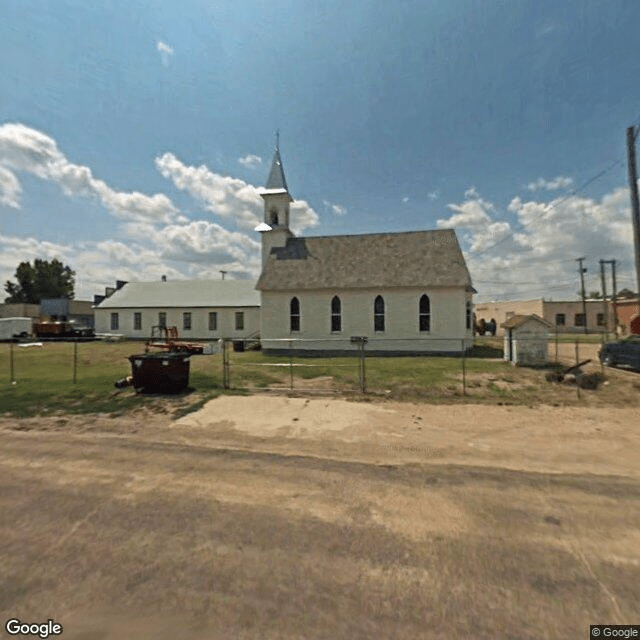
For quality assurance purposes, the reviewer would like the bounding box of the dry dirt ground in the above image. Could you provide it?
[0,396,639,639]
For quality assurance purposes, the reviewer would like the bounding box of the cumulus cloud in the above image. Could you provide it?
[323,200,347,216]
[157,41,174,66]
[527,176,574,191]
[156,152,319,233]
[0,123,178,223]
[238,154,262,169]
[444,185,637,301]
[438,189,495,229]
[0,166,21,208]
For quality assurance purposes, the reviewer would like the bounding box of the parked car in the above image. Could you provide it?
[599,335,640,370]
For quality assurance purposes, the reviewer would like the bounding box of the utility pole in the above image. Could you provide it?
[626,126,640,298]
[576,257,588,334]
[611,259,618,335]
[600,260,608,339]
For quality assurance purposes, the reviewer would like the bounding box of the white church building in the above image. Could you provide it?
[255,147,476,355]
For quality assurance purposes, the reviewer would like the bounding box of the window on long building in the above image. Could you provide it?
[133,312,142,331]
[208,312,217,331]
[183,312,192,331]
[466,301,472,330]
[419,295,431,332]
[374,295,385,332]
[110,313,119,331]
[158,312,166,328]
[235,312,244,331]
[331,296,341,332]
[290,297,300,332]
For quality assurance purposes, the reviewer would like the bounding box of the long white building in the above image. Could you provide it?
[94,279,260,340]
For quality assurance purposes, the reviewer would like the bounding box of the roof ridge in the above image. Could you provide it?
[293,228,455,241]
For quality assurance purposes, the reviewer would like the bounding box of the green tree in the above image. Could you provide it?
[4,259,75,303]
[588,290,602,299]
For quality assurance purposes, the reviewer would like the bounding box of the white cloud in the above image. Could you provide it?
[0,166,21,208]
[155,220,260,266]
[464,186,480,199]
[445,185,637,301]
[427,191,439,201]
[238,154,262,169]
[437,189,495,230]
[527,176,574,191]
[156,152,319,233]
[0,123,179,223]
[323,200,347,216]
[157,41,174,66]
[402,196,410,203]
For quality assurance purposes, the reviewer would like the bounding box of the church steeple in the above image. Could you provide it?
[266,146,289,192]
[256,138,295,269]
[259,140,293,229]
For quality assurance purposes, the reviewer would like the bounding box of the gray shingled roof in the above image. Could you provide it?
[257,229,474,291]
[96,279,260,308]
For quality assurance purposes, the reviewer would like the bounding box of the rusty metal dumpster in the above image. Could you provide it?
[128,352,191,393]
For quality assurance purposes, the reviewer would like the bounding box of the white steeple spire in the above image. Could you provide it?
[256,136,295,269]
[265,137,289,193]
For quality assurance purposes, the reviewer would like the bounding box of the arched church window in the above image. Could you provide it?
[290,297,300,332]
[270,209,279,226]
[419,295,431,332]
[374,295,385,332]
[331,296,341,332]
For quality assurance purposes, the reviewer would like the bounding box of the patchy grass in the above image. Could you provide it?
[0,339,637,416]
[0,341,222,418]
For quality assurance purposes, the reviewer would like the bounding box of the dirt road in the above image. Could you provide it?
[0,398,638,639]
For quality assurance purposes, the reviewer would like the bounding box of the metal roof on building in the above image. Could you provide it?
[96,279,260,308]
[257,229,474,291]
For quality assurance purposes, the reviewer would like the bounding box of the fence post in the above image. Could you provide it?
[10,340,15,384]
[222,339,229,389]
[461,339,466,396]
[359,339,367,393]
[555,325,559,364]
[575,338,581,400]
[73,339,78,384]
[289,340,293,391]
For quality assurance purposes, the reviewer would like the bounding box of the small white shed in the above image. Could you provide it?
[501,314,550,366]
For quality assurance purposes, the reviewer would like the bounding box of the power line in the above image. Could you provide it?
[471,156,625,258]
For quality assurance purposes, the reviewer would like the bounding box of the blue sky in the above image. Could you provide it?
[2,0,640,301]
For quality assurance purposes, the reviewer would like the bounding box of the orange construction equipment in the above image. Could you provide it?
[145,325,205,354]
